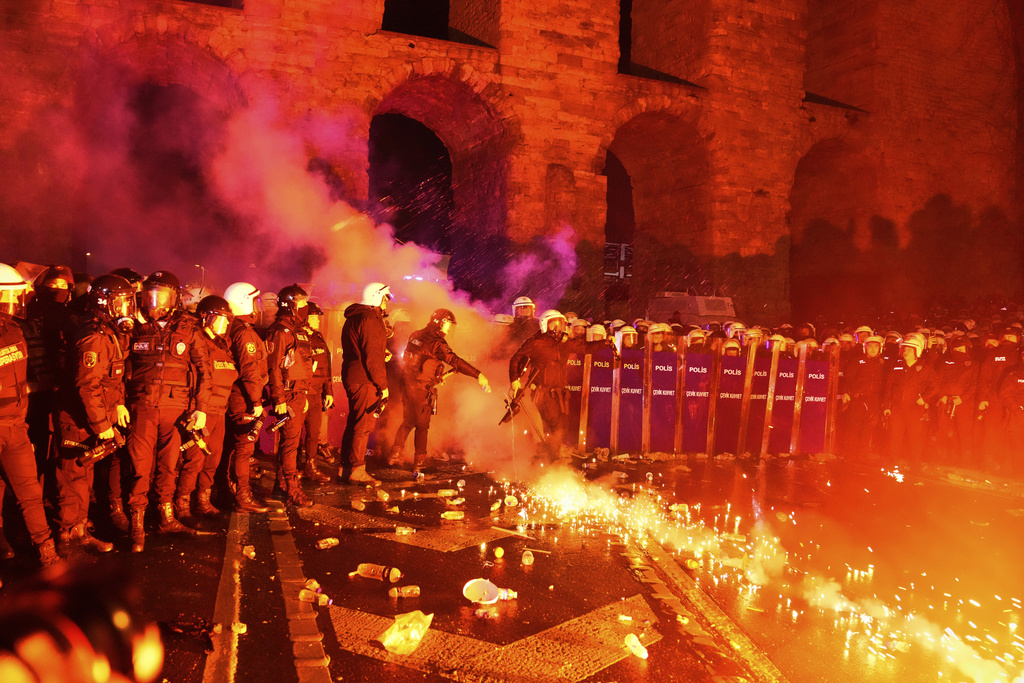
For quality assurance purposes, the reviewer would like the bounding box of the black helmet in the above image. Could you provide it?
[197,295,234,337]
[277,284,308,311]
[89,274,136,331]
[110,268,144,290]
[33,265,74,304]
[306,301,324,316]
[141,270,180,320]
[430,308,457,327]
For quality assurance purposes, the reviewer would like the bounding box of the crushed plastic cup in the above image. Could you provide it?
[352,500,366,511]
[316,537,339,550]
[625,633,648,659]
[316,593,332,607]
[304,578,321,591]
[521,550,534,566]
[242,545,255,559]
[463,578,516,604]
[388,585,421,598]
[378,610,433,655]
[457,479,466,490]
[445,497,465,506]
[298,588,318,602]
[377,489,390,503]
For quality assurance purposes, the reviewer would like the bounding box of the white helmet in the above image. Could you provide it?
[224,282,261,316]
[539,309,566,334]
[512,296,535,315]
[0,263,30,318]
[901,336,925,358]
[587,324,607,341]
[361,282,392,307]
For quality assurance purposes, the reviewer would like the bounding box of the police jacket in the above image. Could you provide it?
[340,304,388,393]
[59,316,128,436]
[976,343,1022,405]
[842,356,886,406]
[997,367,1024,411]
[227,317,268,415]
[307,328,334,399]
[200,332,238,415]
[0,316,29,423]
[403,326,480,388]
[506,316,540,347]
[22,299,72,393]
[266,314,313,404]
[509,332,607,390]
[127,312,213,412]
[883,358,936,412]
[934,351,977,405]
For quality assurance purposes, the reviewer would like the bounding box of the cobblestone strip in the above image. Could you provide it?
[267,506,332,683]
[640,540,789,683]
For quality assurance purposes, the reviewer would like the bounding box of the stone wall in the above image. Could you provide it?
[0,0,1018,323]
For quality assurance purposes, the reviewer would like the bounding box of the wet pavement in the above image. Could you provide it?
[1,451,1022,682]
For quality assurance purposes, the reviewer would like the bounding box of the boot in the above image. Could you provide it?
[318,443,336,465]
[174,495,194,525]
[386,446,404,468]
[303,458,330,484]
[130,509,145,553]
[234,488,269,514]
[196,489,220,516]
[37,538,61,567]
[0,526,15,560]
[109,498,129,533]
[158,502,193,535]
[73,521,113,553]
[285,476,313,508]
[347,465,380,486]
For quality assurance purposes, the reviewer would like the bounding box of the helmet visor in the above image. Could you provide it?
[546,318,566,336]
[144,285,177,319]
[111,292,136,321]
[0,287,28,318]
[206,312,231,337]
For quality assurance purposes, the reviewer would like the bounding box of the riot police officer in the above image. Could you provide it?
[0,263,59,566]
[300,301,332,484]
[266,284,314,507]
[390,309,490,471]
[339,282,391,485]
[506,296,540,347]
[125,271,213,552]
[222,282,269,513]
[54,274,135,555]
[174,296,237,522]
[883,336,935,468]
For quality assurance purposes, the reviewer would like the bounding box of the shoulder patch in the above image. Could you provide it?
[175,341,187,356]
[82,351,98,368]
[245,341,257,356]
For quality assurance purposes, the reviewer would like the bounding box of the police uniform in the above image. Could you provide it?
[975,341,1022,470]
[0,315,56,559]
[302,326,332,479]
[339,303,388,476]
[883,356,935,467]
[224,316,269,511]
[934,349,977,467]
[54,315,127,551]
[22,295,72,478]
[392,325,481,467]
[175,330,237,513]
[839,354,886,460]
[266,312,313,501]
[997,362,1024,477]
[126,312,213,515]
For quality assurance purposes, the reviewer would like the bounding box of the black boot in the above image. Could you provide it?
[73,521,114,553]
[0,526,15,560]
[286,476,312,508]
[130,509,145,553]
[109,498,129,533]
[196,489,220,516]
[37,538,61,567]
[303,458,330,484]
[235,487,269,513]
[158,502,193,535]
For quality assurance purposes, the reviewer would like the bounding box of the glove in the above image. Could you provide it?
[978,400,989,411]
[478,374,491,393]
[510,379,522,394]
[98,426,116,440]
[380,388,389,401]
[115,404,131,428]
[252,404,264,418]
[275,402,288,416]
[952,396,962,406]
[324,395,334,410]
[189,410,207,432]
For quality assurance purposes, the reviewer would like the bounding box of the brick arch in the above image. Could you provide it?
[592,95,701,175]
[369,67,511,243]
[81,15,248,112]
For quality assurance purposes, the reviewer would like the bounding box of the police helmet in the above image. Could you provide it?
[89,274,136,327]
[277,284,308,311]
[142,271,180,320]
[900,336,925,358]
[197,295,234,338]
[361,282,392,308]
[0,264,30,319]
[110,268,144,292]
[539,309,566,335]
[224,282,261,316]
[306,301,324,317]
[34,265,74,303]
[430,308,456,327]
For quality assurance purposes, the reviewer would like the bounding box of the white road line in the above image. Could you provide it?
[203,512,247,683]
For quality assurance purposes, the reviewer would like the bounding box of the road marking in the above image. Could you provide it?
[203,512,247,683]
[327,593,660,681]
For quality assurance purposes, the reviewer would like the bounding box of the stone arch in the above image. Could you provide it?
[369,67,511,297]
[592,95,698,175]
[598,104,710,313]
[82,15,249,112]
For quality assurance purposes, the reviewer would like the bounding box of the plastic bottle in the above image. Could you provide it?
[624,633,648,659]
[316,537,339,550]
[456,479,466,490]
[395,526,416,535]
[350,563,402,583]
[441,510,464,520]
[388,585,421,598]
[521,550,534,566]
[305,578,321,591]
[351,500,366,511]
[377,489,390,503]
[298,588,318,602]
[437,489,457,498]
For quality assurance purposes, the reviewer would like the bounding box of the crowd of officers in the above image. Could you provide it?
[0,261,459,570]
[497,297,1024,474]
